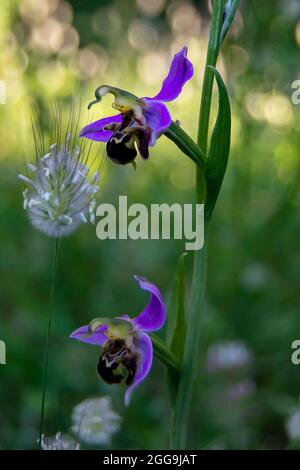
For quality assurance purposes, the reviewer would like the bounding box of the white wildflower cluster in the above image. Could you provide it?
[206,341,253,373]
[286,408,300,441]
[19,142,99,238]
[71,397,121,446]
[41,432,80,450]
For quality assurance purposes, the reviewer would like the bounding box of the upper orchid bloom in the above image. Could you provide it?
[70,276,166,405]
[80,47,194,166]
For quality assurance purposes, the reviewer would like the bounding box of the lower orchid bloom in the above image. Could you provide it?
[80,47,194,166]
[70,276,166,405]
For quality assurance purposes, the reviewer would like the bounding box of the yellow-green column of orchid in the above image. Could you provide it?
[171,0,226,449]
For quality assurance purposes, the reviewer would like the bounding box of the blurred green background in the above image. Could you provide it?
[1,0,300,450]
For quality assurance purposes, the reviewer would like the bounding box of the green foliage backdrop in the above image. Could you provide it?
[0,0,300,450]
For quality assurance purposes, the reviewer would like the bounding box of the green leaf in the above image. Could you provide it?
[166,253,187,404]
[167,253,187,363]
[205,66,231,220]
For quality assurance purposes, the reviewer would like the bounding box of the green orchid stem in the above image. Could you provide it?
[164,123,206,170]
[151,334,181,377]
[171,0,225,449]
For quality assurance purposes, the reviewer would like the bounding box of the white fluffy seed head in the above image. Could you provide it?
[19,142,100,238]
[71,397,121,446]
[41,432,80,450]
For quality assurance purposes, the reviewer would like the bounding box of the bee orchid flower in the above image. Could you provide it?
[80,47,194,166]
[70,276,166,405]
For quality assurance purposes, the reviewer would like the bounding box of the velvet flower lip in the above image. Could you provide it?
[70,276,166,405]
[80,47,194,166]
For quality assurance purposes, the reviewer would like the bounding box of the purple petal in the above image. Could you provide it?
[132,276,166,332]
[79,114,122,142]
[125,332,153,406]
[152,47,194,102]
[70,324,108,346]
[142,99,172,145]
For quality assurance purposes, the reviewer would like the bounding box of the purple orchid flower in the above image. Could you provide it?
[70,276,166,405]
[80,47,194,166]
